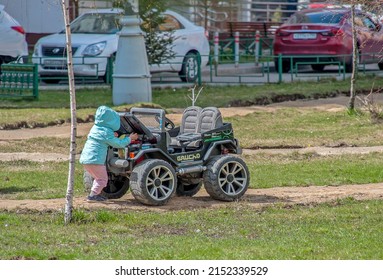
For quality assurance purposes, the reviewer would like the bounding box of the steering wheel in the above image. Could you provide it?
[154,115,175,130]
[164,117,175,130]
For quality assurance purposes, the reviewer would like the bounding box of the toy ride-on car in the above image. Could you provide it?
[83,106,250,206]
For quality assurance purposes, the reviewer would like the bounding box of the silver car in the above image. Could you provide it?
[0,5,28,67]
[32,9,210,83]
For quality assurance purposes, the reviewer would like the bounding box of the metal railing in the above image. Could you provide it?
[32,55,204,86]
[204,52,383,84]
[32,55,113,85]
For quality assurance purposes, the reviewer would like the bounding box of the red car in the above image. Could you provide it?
[273,8,383,73]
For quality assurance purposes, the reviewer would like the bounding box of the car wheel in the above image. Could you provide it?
[130,159,177,206]
[83,170,130,199]
[176,180,202,197]
[345,47,360,73]
[311,64,325,72]
[179,52,200,83]
[378,62,383,70]
[345,57,360,73]
[203,155,249,201]
[41,78,61,84]
[344,63,353,73]
[274,58,290,73]
[103,53,115,83]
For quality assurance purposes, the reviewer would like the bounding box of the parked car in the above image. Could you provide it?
[273,8,383,73]
[0,5,28,68]
[32,8,210,83]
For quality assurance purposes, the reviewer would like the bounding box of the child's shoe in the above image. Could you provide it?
[87,194,107,202]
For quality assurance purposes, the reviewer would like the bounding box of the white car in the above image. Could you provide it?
[0,5,28,67]
[32,9,210,83]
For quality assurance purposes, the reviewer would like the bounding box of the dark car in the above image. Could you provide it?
[273,8,383,73]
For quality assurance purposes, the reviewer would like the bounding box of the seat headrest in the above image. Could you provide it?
[200,107,223,133]
[181,106,202,134]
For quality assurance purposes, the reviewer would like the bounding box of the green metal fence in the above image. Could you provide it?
[0,63,39,99]
[28,46,383,87]
[275,54,347,83]
[205,52,383,85]
[31,55,203,86]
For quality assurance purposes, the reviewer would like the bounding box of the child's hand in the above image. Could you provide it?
[130,133,139,141]
[114,132,119,137]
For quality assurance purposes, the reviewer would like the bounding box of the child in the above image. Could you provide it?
[80,105,138,202]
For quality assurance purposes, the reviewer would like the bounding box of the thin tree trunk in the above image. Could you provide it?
[62,0,77,225]
[348,3,358,110]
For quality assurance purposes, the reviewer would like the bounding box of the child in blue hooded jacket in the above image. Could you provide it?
[80,106,138,202]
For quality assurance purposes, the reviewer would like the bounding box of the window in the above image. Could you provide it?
[354,16,365,28]
[159,15,183,31]
[71,13,121,34]
[288,11,346,24]
[362,17,377,31]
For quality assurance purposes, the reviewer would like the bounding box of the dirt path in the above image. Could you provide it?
[1,100,383,212]
[0,102,346,141]
[2,144,383,163]
[1,184,382,212]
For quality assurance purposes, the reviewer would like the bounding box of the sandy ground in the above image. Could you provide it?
[1,96,383,211]
[0,97,349,141]
[1,184,382,212]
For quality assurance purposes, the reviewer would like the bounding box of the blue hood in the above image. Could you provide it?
[79,105,131,165]
[94,106,120,131]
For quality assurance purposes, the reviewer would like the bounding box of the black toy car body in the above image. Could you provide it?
[84,106,249,205]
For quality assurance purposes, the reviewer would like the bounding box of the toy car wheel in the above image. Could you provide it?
[103,176,130,199]
[83,170,93,193]
[83,170,130,199]
[130,159,177,206]
[203,155,249,201]
[176,181,202,197]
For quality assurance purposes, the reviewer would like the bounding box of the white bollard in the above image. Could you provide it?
[214,31,219,64]
[234,31,239,68]
[255,30,260,66]
[113,13,152,105]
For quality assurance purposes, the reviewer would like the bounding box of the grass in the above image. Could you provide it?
[0,199,382,259]
[2,75,383,131]
[2,108,383,155]
[1,75,383,111]
[0,108,95,127]
[0,88,111,109]
[246,152,383,188]
[0,136,86,154]
[228,108,383,147]
[2,153,383,200]
[0,161,84,200]
[2,79,383,260]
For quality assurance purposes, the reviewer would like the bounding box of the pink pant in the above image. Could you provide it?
[84,164,108,195]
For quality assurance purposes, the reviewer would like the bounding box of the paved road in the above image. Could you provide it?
[40,62,383,88]
[151,62,383,85]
